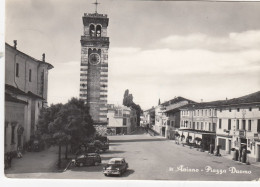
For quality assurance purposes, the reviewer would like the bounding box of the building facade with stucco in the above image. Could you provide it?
[5,42,53,153]
[107,105,137,135]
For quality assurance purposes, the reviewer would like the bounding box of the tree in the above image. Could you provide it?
[123,89,133,107]
[122,89,143,126]
[37,98,95,168]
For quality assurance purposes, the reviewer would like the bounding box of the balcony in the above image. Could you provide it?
[81,36,109,42]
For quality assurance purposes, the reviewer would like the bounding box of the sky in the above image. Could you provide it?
[5,0,260,110]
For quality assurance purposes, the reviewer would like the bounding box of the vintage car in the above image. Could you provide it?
[87,140,109,153]
[72,153,101,167]
[103,158,128,176]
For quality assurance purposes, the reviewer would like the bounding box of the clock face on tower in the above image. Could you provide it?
[89,53,101,65]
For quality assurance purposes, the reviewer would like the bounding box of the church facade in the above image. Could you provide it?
[79,12,109,136]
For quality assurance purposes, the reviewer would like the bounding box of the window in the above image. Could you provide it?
[209,123,211,131]
[219,119,222,129]
[197,122,199,130]
[228,119,231,130]
[11,125,15,144]
[123,118,127,126]
[197,110,200,116]
[236,120,240,130]
[212,123,216,132]
[237,108,240,112]
[89,24,95,36]
[249,107,252,111]
[16,63,19,77]
[229,108,231,112]
[201,110,203,116]
[29,69,32,82]
[242,120,246,130]
[205,110,207,116]
[96,25,101,37]
[192,122,195,129]
[201,122,203,130]
[248,120,251,131]
[209,109,211,116]
[257,119,260,133]
[39,71,44,95]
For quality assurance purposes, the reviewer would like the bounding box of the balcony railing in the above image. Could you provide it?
[81,36,109,42]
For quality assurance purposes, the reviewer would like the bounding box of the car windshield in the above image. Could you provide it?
[108,160,122,164]
[106,164,121,169]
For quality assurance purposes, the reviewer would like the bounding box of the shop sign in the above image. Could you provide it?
[235,130,245,137]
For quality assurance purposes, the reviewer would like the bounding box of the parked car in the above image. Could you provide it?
[92,140,109,152]
[72,153,101,167]
[86,140,109,153]
[86,142,102,154]
[95,136,109,143]
[103,158,128,176]
[26,139,45,152]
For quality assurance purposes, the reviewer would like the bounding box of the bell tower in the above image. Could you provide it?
[79,2,109,135]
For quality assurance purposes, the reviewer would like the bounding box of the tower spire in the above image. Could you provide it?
[93,0,100,13]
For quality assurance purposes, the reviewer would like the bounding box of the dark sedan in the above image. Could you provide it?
[103,158,128,176]
[72,153,101,167]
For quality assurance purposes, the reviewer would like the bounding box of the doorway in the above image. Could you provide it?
[162,127,165,137]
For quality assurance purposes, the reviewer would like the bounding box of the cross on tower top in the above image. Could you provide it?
[93,0,100,13]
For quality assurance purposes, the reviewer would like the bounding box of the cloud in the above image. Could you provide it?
[47,30,260,109]
[107,30,260,108]
[160,30,260,51]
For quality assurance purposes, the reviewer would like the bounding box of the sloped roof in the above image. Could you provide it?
[226,91,260,105]
[5,84,44,100]
[180,91,260,110]
[161,96,195,106]
[5,84,27,96]
[5,43,54,70]
[5,93,28,105]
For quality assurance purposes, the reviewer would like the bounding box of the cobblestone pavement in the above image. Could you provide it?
[5,133,260,181]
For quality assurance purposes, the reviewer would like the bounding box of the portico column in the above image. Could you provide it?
[226,138,230,154]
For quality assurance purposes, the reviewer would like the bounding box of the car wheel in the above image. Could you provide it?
[94,161,99,166]
[104,174,108,176]
[79,163,84,167]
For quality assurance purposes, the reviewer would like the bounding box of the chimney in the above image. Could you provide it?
[13,40,17,49]
[42,53,45,62]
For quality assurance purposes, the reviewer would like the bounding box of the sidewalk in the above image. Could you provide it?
[221,153,260,168]
[167,139,260,168]
[5,146,59,175]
